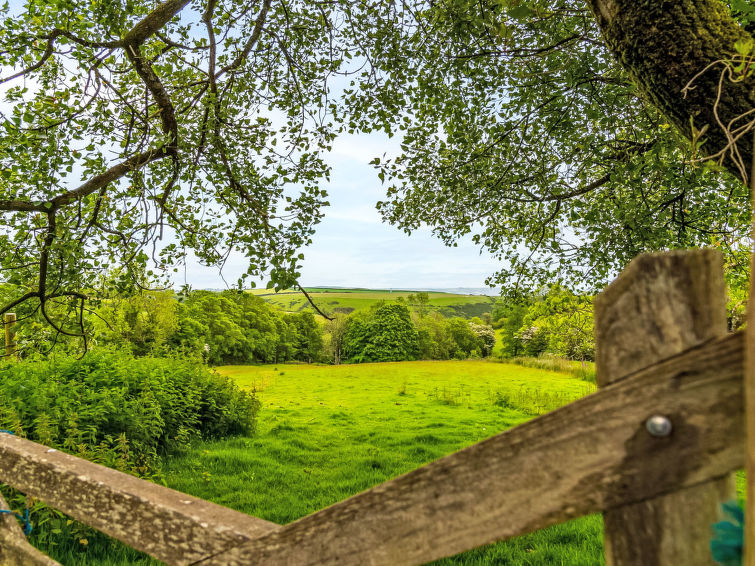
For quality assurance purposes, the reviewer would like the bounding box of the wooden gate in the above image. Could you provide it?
[0,249,749,565]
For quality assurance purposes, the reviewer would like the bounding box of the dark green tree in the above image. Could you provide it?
[413,312,456,360]
[173,291,247,364]
[169,290,286,364]
[492,301,527,357]
[447,317,480,359]
[519,325,550,358]
[323,313,349,365]
[343,302,419,363]
[94,290,178,355]
[283,312,323,363]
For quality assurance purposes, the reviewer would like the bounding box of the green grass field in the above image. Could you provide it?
[36,359,746,565]
[250,288,495,318]
[155,360,604,565]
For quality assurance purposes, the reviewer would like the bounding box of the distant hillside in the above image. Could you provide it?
[249,288,495,319]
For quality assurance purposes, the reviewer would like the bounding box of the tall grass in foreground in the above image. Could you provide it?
[424,382,595,416]
[506,353,596,383]
[488,384,595,416]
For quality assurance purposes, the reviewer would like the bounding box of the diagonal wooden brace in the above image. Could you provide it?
[0,434,279,565]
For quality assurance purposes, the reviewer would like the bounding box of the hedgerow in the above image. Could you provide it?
[0,349,259,562]
[0,349,259,471]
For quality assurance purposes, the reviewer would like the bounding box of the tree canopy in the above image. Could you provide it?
[0,0,753,348]
[370,0,753,291]
[0,0,358,343]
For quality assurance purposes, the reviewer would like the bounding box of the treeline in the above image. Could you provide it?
[93,290,323,365]
[492,286,595,361]
[4,281,593,364]
[491,277,747,363]
[87,290,495,365]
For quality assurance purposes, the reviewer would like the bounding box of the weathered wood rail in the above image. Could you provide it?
[0,249,749,565]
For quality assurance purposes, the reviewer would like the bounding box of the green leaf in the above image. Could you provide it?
[508,5,534,20]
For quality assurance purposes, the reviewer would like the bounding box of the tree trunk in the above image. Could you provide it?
[587,0,755,181]
[587,1,755,562]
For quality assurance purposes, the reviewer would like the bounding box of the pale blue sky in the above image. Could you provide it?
[182,132,504,291]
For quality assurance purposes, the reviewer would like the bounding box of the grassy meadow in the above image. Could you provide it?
[250,287,495,318]
[156,360,603,565]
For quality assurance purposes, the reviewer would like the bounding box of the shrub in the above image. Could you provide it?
[518,325,550,357]
[343,302,419,362]
[506,353,596,383]
[447,317,480,358]
[0,350,260,562]
[0,349,260,472]
[413,312,456,360]
[469,323,496,357]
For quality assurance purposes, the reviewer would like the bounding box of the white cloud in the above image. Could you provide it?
[174,129,502,290]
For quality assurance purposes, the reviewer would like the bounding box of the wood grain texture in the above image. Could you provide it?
[0,433,280,565]
[196,332,745,566]
[595,249,733,566]
[0,492,60,565]
[595,249,726,384]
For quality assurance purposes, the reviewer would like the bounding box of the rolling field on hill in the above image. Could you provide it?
[249,287,496,318]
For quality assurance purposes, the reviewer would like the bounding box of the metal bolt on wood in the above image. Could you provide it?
[645,415,672,438]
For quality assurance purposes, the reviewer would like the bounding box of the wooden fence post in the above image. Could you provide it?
[594,249,735,565]
[3,313,16,359]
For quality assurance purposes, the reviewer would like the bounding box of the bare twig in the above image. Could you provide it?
[298,284,334,320]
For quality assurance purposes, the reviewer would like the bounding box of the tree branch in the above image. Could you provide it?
[123,0,191,46]
[124,44,178,152]
[217,0,272,78]
[53,146,169,208]
[0,147,169,213]
[298,284,334,321]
